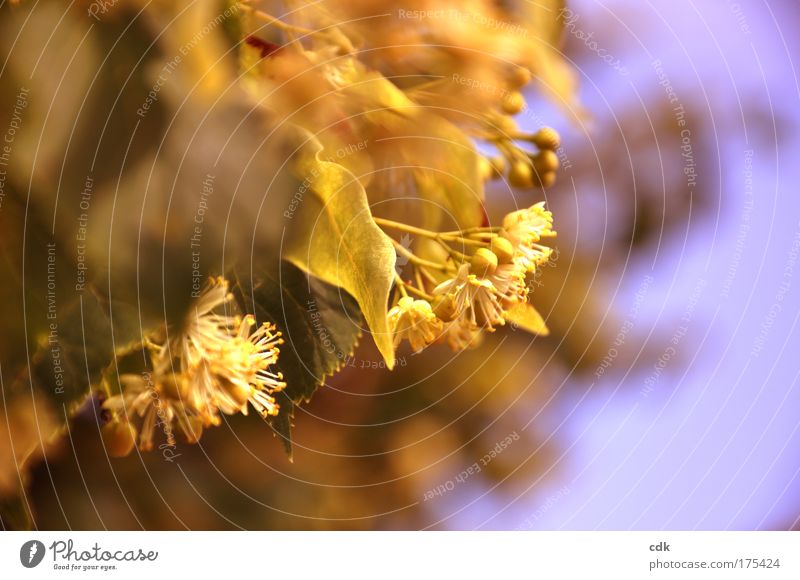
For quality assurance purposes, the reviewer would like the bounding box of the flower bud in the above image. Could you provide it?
[508,160,534,188]
[478,156,494,181]
[102,421,137,458]
[491,114,518,136]
[490,236,515,264]
[508,66,532,89]
[532,127,561,151]
[470,248,498,278]
[533,150,560,174]
[489,155,506,178]
[540,171,557,188]
[502,91,526,115]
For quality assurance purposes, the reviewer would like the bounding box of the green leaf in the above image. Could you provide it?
[234,261,362,458]
[505,302,550,336]
[283,141,397,369]
[27,286,144,412]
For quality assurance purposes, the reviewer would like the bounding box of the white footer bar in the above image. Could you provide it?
[1,531,797,578]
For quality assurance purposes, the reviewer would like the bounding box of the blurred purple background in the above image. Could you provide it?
[443,0,800,530]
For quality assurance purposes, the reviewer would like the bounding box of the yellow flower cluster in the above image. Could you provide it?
[387,202,556,352]
[481,126,563,189]
[237,0,567,361]
[239,0,567,193]
[102,277,285,456]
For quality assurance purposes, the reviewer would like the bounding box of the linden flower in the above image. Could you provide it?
[442,316,482,351]
[503,202,555,242]
[384,203,556,353]
[163,277,286,425]
[488,263,528,307]
[433,265,506,332]
[103,373,196,453]
[432,264,471,312]
[103,277,287,455]
[388,296,444,352]
[501,202,556,273]
[470,279,506,330]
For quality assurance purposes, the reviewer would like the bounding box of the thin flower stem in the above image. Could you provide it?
[374,217,439,239]
[495,139,529,164]
[437,239,470,262]
[404,283,434,301]
[414,267,426,294]
[375,217,489,249]
[394,274,409,297]
[468,128,498,141]
[486,132,535,142]
[391,239,449,271]
[394,273,433,301]
[417,266,440,286]
[437,233,487,247]
[441,226,502,236]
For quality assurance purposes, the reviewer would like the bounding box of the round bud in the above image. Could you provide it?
[490,237,515,264]
[532,127,561,151]
[489,155,506,178]
[501,91,526,115]
[219,377,251,407]
[540,171,557,188]
[181,416,204,444]
[508,66,532,89]
[102,421,137,458]
[508,160,534,188]
[533,149,560,174]
[432,294,458,322]
[478,156,494,181]
[158,372,188,401]
[470,248,498,278]
[492,115,518,137]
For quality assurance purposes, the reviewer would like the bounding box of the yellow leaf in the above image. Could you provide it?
[505,302,550,336]
[412,116,485,230]
[520,0,581,111]
[281,52,483,231]
[336,60,419,122]
[369,114,485,233]
[284,137,397,368]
